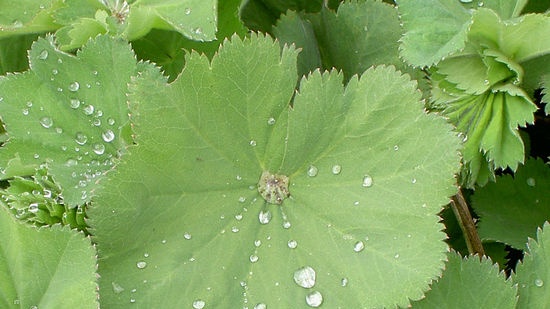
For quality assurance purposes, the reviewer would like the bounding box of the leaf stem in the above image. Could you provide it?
[450,189,485,257]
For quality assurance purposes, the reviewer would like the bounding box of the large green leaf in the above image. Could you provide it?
[514,222,550,308]
[472,158,550,250]
[398,0,472,67]
[411,252,517,308]
[0,205,97,308]
[91,35,460,308]
[0,0,60,39]
[0,35,137,206]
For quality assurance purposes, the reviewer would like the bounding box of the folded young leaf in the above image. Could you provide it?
[472,158,550,250]
[410,252,517,308]
[0,206,97,309]
[91,34,461,308]
[514,222,550,308]
[0,35,138,207]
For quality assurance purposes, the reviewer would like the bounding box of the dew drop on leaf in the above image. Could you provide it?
[293,266,316,288]
[258,210,272,224]
[249,140,257,146]
[341,278,349,287]
[353,241,365,252]
[526,177,536,187]
[39,116,53,128]
[75,132,88,145]
[102,129,115,142]
[362,175,373,187]
[249,255,259,263]
[184,233,192,240]
[288,240,298,249]
[108,118,116,125]
[184,7,191,15]
[38,50,48,60]
[254,303,267,309]
[83,105,95,115]
[22,109,29,115]
[305,291,323,307]
[535,279,544,287]
[28,203,39,213]
[92,143,106,155]
[52,69,58,75]
[192,299,205,309]
[267,117,276,125]
[68,81,80,92]
[307,165,318,177]
[331,164,341,175]
[136,261,147,269]
[459,0,473,3]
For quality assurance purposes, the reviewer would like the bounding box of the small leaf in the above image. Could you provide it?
[472,158,550,250]
[0,206,97,308]
[411,252,517,308]
[514,222,550,308]
[91,35,461,308]
[0,35,138,206]
[398,0,472,67]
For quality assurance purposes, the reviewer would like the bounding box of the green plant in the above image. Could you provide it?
[0,0,549,308]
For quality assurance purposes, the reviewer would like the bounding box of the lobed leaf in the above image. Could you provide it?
[514,222,550,308]
[410,252,517,308]
[472,158,550,250]
[0,35,138,206]
[0,206,97,308]
[91,35,461,308]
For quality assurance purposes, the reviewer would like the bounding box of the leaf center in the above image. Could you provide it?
[257,171,290,205]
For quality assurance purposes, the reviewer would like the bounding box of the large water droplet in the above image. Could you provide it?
[526,177,536,187]
[39,116,53,128]
[38,50,48,60]
[362,175,373,187]
[75,132,88,145]
[259,210,272,224]
[184,233,192,240]
[83,105,95,115]
[535,278,544,287]
[192,299,205,309]
[68,81,80,92]
[293,266,316,288]
[250,255,259,263]
[288,240,298,249]
[307,165,318,177]
[267,117,276,125]
[184,7,191,15]
[331,165,341,175]
[136,261,147,269]
[306,291,323,307]
[353,241,365,252]
[93,143,106,155]
[28,203,39,213]
[254,303,267,309]
[102,129,115,142]
[68,98,80,109]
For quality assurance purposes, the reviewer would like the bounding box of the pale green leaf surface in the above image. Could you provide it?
[411,252,517,309]
[91,35,461,308]
[0,35,137,206]
[398,0,472,67]
[472,159,550,250]
[514,222,550,308]
[0,206,97,309]
[436,54,489,94]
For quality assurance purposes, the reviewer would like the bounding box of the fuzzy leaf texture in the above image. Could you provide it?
[514,222,550,308]
[410,252,517,308]
[472,159,550,250]
[91,35,461,308]
[0,206,97,308]
[0,35,138,207]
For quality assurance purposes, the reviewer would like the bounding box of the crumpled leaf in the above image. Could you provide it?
[411,252,517,309]
[0,35,137,206]
[91,34,460,308]
[472,158,550,250]
[0,205,97,309]
[514,222,550,308]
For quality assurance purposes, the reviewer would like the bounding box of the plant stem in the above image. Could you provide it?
[450,189,485,257]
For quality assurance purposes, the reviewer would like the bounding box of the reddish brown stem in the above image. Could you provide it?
[450,189,485,257]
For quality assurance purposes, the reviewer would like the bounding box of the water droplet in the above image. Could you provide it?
[478,1,484,6]
[108,118,116,125]
[411,178,417,184]
[254,303,267,309]
[55,127,63,133]
[238,197,246,203]
[394,253,400,259]
[39,116,53,128]
[102,129,115,142]
[363,26,368,32]
[68,81,80,92]
[307,165,318,177]
[185,7,191,15]
[12,20,23,28]
[249,140,257,146]
[235,214,243,220]
[535,278,544,287]
[130,298,136,303]
[526,178,536,187]
[331,165,341,175]
[193,27,203,35]
[136,261,147,269]
[267,117,276,125]
[231,226,239,233]
[259,210,272,224]
[75,132,88,145]
[305,291,323,307]
[28,203,39,213]
[92,118,101,126]
[283,221,291,229]
[69,98,80,109]
[460,0,473,3]
[293,266,316,288]
[250,255,259,263]
[192,299,205,309]
[52,69,59,75]
[83,105,95,115]
[22,109,29,115]
[362,175,373,187]
[393,145,399,151]
[184,233,192,240]
[66,158,78,167]
[26,101,33,107]
[38,50,48,60]
[288,240,298,249]
[93,143,105,155]
[353,241,365,252]
[341,278,348,287]
[144,253,149,258]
